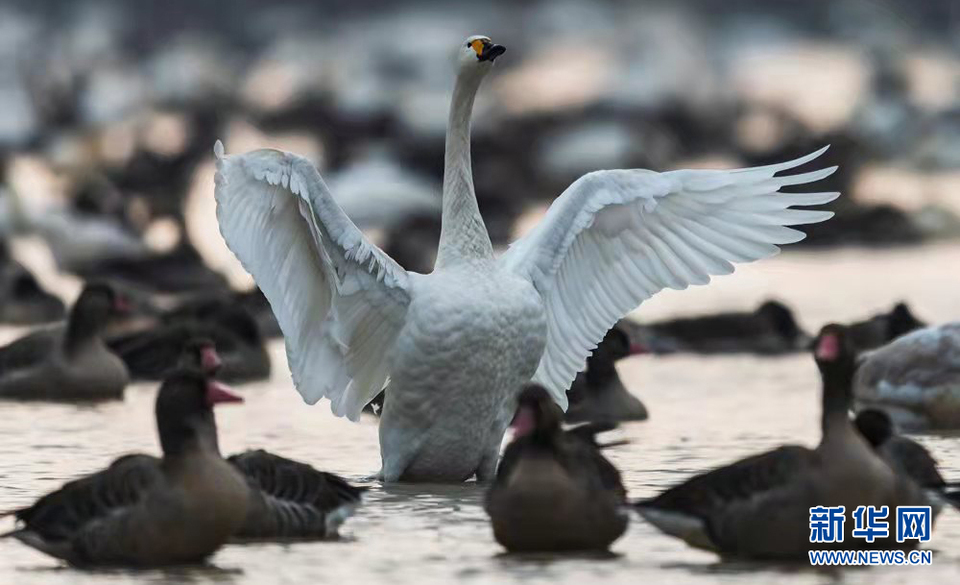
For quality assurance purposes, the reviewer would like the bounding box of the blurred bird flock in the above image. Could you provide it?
[1,0,960,582]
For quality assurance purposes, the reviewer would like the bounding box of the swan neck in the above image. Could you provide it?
[436,70,493,269]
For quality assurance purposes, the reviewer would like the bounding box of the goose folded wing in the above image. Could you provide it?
[214,143,412,420]
[500,148,838,408]
[10,454,162,541]
[639,446,818,517]
[228,450,365,538]
[882,439,945,488]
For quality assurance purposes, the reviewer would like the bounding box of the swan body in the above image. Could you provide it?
[379,265,545,481]
[855,322,960,430]
[214,36,839,482]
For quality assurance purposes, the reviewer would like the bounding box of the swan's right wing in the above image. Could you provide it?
[214,142,411,420]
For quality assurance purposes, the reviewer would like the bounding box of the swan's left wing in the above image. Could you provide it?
[500,148,838,408]
[214,142,411,420]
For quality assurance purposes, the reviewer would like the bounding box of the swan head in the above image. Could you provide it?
[457,35,506,74]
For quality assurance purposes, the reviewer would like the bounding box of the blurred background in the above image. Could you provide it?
[0,0,958,306]
[2,2,960,583]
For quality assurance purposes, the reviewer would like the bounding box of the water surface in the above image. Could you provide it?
[2,244,959,584]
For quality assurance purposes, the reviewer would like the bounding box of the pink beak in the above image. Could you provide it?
[510,406,536,437]
[816,334,841,361]
[205,380,244,406]
[629,342,648,355]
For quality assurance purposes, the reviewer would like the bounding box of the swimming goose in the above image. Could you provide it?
[622,300,809,355]
[634,325,931,559]
[0,283,129,400]
[227,449,365,540]
[213,35,838,482]
[845,302,925,354]
[855,408,960,508]
[2,368,249,566]
[108,304,270,383]
[178,338,366,539]
[565,325,648,423]
[854,322,960,430]
[485,384,628,552]
[0,241,66,325]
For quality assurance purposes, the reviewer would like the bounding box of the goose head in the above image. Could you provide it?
[458,35,506,74]
[178,337,222,375]
[66,282,130,344]
[854,408,894,448]
[813,324,859,419]
[511,384,563,440]
[814,324,858,378]
[155,367,242,457]
[74,282,129,321]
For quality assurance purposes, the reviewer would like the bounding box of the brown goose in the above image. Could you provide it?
[845,302,925,353]
[108,304,271,384]
[485,384,628,553]
[180,338,366,540]
[565,325,648,424]
[0,283,129,400]
[622,300,809,355]
[0,240,65,325]
[2,367,249,566]
[634,324,932,560]
[855,408,960,509]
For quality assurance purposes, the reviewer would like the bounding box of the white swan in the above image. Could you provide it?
[855,322,960,430]
[213,35,839,482]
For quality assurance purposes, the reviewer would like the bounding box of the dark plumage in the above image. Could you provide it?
[108,304,270,383]
[182,339,364,540]
[0,242,65,325]
[845,302,925,353]
[855,408,960,508]
[73,241,229,294]
[0,283,129,400]
[625,299,809,355]
[565,325,648,423]
[2,368,249,566]
[228,450,365,540]
[634,324,931,559]
[485,384,628,552]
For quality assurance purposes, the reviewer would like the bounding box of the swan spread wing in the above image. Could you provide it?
[214,142,411,420]
[501,147,839,408]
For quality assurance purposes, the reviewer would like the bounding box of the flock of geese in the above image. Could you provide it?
[2,35,960,566]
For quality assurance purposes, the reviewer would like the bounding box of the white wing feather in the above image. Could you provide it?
[213,141,411,421]
[501,147,839,408]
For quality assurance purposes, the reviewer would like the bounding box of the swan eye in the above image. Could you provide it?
[470,39,484,57]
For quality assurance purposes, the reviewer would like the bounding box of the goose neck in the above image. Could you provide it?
[819,366,855,435]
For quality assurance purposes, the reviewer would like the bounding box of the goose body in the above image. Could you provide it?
[0,243,65,325]
[565,325,647,423]
[4,344,363,564]
[3,369,250,566]
[0,283,129,401]
[213,36,839,482]
[845,302,925,353]
[228,449,365,540]
[485,386,628,552]
[635,325,932,559]
[108,305,270,384]
[854,322,960,429]
[854,408,957,502]
[623,300,808,355]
